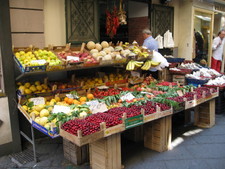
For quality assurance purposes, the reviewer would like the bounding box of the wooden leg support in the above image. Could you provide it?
[194,99,215,128]
[89,133,122,169]
[63,138,89,165]
[144,115,172,152]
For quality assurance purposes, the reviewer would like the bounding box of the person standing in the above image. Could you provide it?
[211,30,225,72]
[142,28,158,51]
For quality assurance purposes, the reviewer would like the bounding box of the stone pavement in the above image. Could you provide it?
[1,114,225,169]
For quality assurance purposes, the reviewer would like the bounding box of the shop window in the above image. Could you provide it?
[65,0,99,44]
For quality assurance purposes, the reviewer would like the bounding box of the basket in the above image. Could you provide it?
[186,78,208,87]
[165,57,185,63]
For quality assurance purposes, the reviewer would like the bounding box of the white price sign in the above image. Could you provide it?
[67,56,80,61]
[66,94,78,99]
[53,105,71,114]
[30,59,46,65]
[131,71,140,77]
[29,97,45,105]
[121,93,135,101]
[86,100,99,107]
[90,102,108,114]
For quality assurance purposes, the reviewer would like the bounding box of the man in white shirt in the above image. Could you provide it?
[211,30,225,72]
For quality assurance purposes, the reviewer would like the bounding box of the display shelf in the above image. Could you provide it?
[15,62,126,81]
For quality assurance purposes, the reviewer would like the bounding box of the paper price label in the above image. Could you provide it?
[67,56,80,61]
[66,94,78,99]
[29,97,45,105]
[86,100,99,107]
[121,93,135,101]
[177,90,183,96]
[30,59,46,65]
[90,102,108,114]
[131,71,140,77]
[53,105,71,114]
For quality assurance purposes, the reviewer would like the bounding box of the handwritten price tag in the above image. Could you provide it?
[30,59,47,65]
[121,93,135,101]
[177,90,183,96]
[86,100,99,107]
[67,56,80,61]
[52,105,71,114]
[131,71,140,77]
[29,97,45,105]
[90,102,108,114]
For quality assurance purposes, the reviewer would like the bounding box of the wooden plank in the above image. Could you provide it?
[194,99,215,128]
[144,116,172,152]
[9,0,44,9]
[90,133,121,169]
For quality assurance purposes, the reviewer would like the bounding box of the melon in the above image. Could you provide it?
[95,43,102,51]
[101,41,109,48]
[87,41,96,50]
[90,49,98,54]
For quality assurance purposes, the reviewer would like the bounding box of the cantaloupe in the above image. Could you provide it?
[101,41,109,48]
[95,43,102,51]
[87,41,96,50]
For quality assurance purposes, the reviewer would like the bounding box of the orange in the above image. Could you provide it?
[73,99,80,105]
[87,93,94,100]
[64,97,69,102]
[80,101,86,105]
[67,98,74,105]
[79,97,87,102]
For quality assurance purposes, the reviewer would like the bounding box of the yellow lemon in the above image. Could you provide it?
[55,97,60,102]
[22,105,28,111]
[19,85,26,92]
[30,110,39,116]
[36,85,43,91]
[44,123,51,130]
[39,117,48,126]
[29,85,37,92]
[35,81,41,86]
[41,89,46,93]
[40,109,49,117]
[47,106,53,112]
[34,117,40,124]
[24,89,32,95]
[24,82,31,88]
[41,84,48,90]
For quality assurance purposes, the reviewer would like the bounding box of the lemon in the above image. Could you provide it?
[22,105,28,111]
[36,85,43,91]
[41,84,48,90]
[19,85,26,91]
[35,81,41,86]
[40,109,49,117]
[33,105,43,112]
[39,117,48,126]
[24,89,32,94]
[44,123,51,130]
[30,110,39,116]
[52,118,57,124]
[29,85,37,92]
[41,89,46,93]
[50,99,56,103]
[47,106,53,112]
[17,82,22,86]
[55,97,60,102]
[49,101,55,106]
[34,117,41,124]
[24,82,31,88]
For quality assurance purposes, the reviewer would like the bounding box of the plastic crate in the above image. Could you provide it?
[186,78,208,87]
[14,56,46,73]
[165,57,185,63]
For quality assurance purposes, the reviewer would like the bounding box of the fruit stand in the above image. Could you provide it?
[14,42,219,168]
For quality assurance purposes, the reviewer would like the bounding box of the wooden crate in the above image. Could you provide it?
[172,74,185,85]
[194,99,215,128]
[158,68,171,82]
[89,133,122,169]
[144,115,172,152]
[63,138,89,165]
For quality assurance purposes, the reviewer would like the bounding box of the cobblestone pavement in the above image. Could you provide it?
[1,114,225,169]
